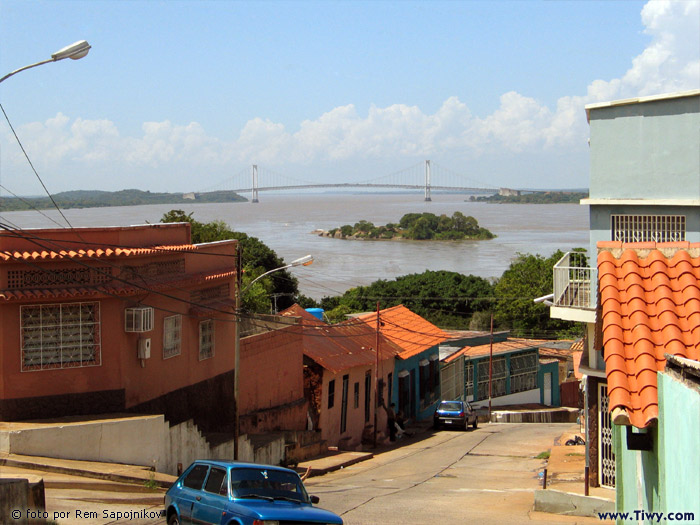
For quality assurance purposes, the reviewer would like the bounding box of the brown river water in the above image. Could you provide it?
[2,192,589,300]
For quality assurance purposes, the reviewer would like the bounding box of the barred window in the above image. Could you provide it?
[611,215,685,243]
[163,315,182,359]
[199,319,215,360]
[477,357,506,400]
[20,302,101,371]
[510,351,539,394]
[465,361,474,399]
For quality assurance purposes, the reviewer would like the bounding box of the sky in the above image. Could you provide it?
[0,0,698,196]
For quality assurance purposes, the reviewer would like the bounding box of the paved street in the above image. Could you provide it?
[3,422,602,524]
[304,422,600,525]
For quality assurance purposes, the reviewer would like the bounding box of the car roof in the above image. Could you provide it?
[190,460,297,474]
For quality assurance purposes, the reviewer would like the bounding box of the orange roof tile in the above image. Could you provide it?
[0,244,200,262]
[280,304,403,373]
[0,268,236,302]
[598,247,700,429]
[356,305,448,359]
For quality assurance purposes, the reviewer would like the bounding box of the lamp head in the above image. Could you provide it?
[290,255,313,267]
[52,40,91,61]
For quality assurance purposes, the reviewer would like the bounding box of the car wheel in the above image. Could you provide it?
[472,418,478,430]
[167,512,180,525]
[463,419,469,431]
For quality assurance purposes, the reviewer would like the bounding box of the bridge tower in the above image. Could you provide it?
[251,164,259,203]
[424,160,432,202]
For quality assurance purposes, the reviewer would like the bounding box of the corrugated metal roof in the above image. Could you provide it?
[444,338,546,363]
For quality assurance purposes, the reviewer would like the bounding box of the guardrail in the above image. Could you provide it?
[553,252,596,310]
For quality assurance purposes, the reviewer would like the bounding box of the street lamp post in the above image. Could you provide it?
[0,40,91,84]
[233,252,313,460]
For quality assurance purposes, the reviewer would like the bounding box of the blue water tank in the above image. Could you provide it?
[305,308,324,321]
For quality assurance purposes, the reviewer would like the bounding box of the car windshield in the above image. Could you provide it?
[230,468,308,503]
[439,402,462,411]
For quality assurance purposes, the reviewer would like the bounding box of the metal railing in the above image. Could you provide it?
[553,252,597,310]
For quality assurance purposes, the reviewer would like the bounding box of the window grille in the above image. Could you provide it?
[465,361,474,399]
[20,302,101,371]
[477,357,506,400]
[198,319,215,360]
[163,315,182,359]
[510,351,539,394]
[611,215,686,243]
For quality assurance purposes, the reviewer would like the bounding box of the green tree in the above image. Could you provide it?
[322,270,494,328]
[160,210,300,313]
[493,251,580,338]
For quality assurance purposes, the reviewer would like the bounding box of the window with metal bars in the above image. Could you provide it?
[198,319,215,360]
[510,351,538,393]
[477,357,506,400]
[20,302,101,371]
[163,315,182,359]
[611,215,686,243]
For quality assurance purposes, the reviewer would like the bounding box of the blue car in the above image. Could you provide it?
[433,400,478,430]
[164,460,343,525]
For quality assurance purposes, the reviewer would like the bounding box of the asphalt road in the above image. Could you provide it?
[17,422,599,524]
[304,422,600,525]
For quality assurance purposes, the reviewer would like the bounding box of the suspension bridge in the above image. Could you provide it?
[198,160,531,202]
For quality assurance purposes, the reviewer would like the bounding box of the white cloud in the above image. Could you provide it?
[1,0,697,193]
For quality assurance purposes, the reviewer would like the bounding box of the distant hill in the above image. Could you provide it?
[472,191,588,204]
[0,189,247,211]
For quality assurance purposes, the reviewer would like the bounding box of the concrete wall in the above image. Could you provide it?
[319,357,395,449]
[615,370,700,522]
[1,415,288,476]
[2,416,167,470]
[588,93,700,201]
[472,388,540,407]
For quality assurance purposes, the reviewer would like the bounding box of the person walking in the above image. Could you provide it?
[382,402,397,442]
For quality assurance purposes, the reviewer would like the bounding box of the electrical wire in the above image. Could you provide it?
[0,103,74,229]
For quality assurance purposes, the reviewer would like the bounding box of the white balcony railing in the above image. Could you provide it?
[553,252,597,310]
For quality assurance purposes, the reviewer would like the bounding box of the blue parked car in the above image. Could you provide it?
[433,400,478,430]
[164,460,343,525]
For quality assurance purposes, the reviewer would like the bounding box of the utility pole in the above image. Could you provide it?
[488,314,493,422]
[373,302,380,448]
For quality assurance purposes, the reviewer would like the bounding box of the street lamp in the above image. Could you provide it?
[233,253,314,460]
[0,40,91,84]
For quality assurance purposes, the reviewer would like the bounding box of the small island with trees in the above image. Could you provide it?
[319,211,495,241]
[471,191,588,204]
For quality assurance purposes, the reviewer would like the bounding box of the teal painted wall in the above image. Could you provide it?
[658,372,700,519]
[615,370,700,523]
[537,361,560,407]
[588,94,700,201]
[589,203,700,259]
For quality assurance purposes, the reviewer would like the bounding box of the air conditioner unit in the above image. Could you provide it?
[138,338,152,359]
[125,306,154,333]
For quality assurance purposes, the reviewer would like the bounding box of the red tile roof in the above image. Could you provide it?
[598,245,700,429]
[444,338,547,363]
[0,269,236,302]
[0,244,199,262]
[356,305,448,359]
[280,304,403,373]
